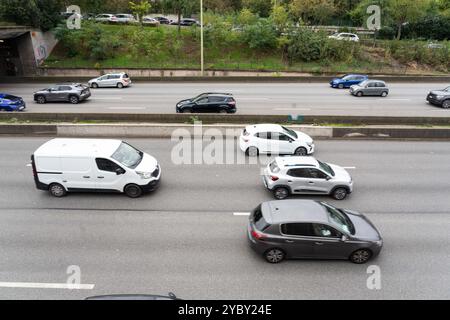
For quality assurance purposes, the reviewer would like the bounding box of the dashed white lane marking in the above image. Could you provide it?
[233,212,251,216]
[238,98,270,101]
[273,108,312,111]
[378,98,411,101]
[0,282,95,290]
[108,107,146,110]
[26,164,31,167]
[93,97,123,100]
[343,167,356,169]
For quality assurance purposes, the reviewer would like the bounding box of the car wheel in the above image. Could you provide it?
[264,248,286,264]
[117,82,124,89]
[338,84,344,89]
[91,83,99,89]
[332,187,348,200]
[381,91,388,97]
[182,108,193,113]
[49,183,67,198]
[36,95,46,104]
[350,249,372,264]
[219,109,228,114]
[273,187,289,200]
[246,146,259,157]
[356,91,363,97]
[442,100,450,109]
[124,184,143,198]
[294,147,308,156]
[69,95,79,104]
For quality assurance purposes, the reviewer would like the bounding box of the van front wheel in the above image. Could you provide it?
[49,183,67,197]
[124,184,143,198]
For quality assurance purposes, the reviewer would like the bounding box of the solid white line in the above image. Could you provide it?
[233,212,251,216]
[0,282,95,290]
[94,97,123,100]
[379,99,410,101]
[273,108,312,111]
[238,98,270,101]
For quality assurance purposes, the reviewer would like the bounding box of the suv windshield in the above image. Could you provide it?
[111,142,143,169]
[281,126,297,139]
[321,202,355,235]
[318,160,335,177]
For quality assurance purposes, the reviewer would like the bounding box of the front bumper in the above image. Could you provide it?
[307,143,315,154]
[140,165,161,192]
[426,96,443,106]
[80,91,91,101]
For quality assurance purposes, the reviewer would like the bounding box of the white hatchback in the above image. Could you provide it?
[239,124,315,157]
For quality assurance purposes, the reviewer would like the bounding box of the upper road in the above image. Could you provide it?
[1,81,449,117]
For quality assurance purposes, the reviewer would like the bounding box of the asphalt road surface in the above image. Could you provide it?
[0,138,449,299]
[1,82,449,116]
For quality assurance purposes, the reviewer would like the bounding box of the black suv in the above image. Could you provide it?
[176,93,237,113]
[33,83,91,104]
[426,86,450,109]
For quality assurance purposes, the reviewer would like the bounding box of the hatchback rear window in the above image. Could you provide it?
[269,161,280,173]
[253,205,270,231]
[123,74,129,78]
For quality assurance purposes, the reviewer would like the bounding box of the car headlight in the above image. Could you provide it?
[436,95,444,99]
[374,240,383,247]
[136,171,152,179]
[307,141,313,146]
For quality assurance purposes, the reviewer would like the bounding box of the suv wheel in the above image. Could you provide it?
[124,184,143,198]
[49,183,67,197]
[294,147,308,156]
[246,146,259,157]
[332,187,348,200]
[442,100,450,109]
[350,249,372,264]
[117,82,124,89]
[91,83,99,89]
[264,248,285,263]
[69,95,79,104]
[273,187,289,200]
[36,95,46,104]
[356,91,363,97]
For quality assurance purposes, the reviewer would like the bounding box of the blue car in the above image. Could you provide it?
[0,93,26,111]
[330,74,368,89]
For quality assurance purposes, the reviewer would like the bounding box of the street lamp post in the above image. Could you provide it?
[200,0,204,76]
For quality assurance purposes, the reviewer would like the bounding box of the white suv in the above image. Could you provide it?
[88,73,132,88]
[263,156,353,200]
[240,124,315,157]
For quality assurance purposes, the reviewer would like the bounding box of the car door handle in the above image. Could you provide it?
[315,242,324,246]
[285,240,294,243]
[288,181,293,183]
[97,176,104,179]
[83,176,90,179]
[308,181,314,184]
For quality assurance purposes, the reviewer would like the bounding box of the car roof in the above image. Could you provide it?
[275,156,319,168]
[34,138,123,158]
[246,124,284,133]
[55,83,82,86]
[262,200,329,225]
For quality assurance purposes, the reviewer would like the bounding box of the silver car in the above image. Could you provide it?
[247,200,383,264]
[263,156,353,200]
[350,80,389,97]
[88,73,132,88]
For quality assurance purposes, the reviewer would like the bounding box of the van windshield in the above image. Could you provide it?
[111,142,143,169]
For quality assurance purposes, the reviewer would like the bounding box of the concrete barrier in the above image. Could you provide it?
[0,124,57,135]
[333,127,450,139]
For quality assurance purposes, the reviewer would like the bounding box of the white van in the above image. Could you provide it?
[31,139,161,198]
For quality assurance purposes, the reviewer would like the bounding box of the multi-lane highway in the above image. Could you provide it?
[2,82,449,116]
[0,138,449,299]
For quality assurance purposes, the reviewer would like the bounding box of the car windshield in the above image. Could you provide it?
[321,202,355,235]
[192,93,208,102]
[444,87,450,92]
[358,80,368,87]
[111,142,143,169]
[318,160,335,177]
[281,126,297,139]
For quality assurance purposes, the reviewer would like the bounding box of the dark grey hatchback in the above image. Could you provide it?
[248,200,383,264]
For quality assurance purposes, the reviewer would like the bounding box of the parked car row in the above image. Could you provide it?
[31,133,382,265]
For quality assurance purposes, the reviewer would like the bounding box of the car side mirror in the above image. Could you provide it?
[116,168,125,175]
[341,235,349,242]
[326,176,332,181]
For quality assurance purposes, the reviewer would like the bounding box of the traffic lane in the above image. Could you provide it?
[1,82,447,116]
[0,209,449,299]
[0,138,449,214]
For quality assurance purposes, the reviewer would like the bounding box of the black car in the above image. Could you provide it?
[426,86,450,109]
[176,93,236,113]
[170,18,200,27]
[154,16,171,24]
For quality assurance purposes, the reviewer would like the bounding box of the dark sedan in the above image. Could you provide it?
[176,93,236,113]
[427,86,450,109]
[0,93,26,111]
[248,200,383,264]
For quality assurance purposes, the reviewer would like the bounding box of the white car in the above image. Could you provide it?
[239,124,315,157]
[142,17,160,26]
[328,33,360,42]
[115,14,137,24]
[32,139,161,198]
[88,73,132,88]
[95,14,117,23]
[263,156,353,200]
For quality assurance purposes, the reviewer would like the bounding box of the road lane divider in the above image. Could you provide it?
[233,212,251,216]
[0,281,95,290]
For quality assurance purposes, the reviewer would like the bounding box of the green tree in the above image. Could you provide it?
[270,2,290,33]
[289,0,336,25]
[237,7,259,25]
[129,0,152,23]
[388,0,430,39]
[242,0,272,17]
[160,0,199,32]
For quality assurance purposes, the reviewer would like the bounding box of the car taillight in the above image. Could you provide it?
[228,101,236,106]
[251,229,265,240]
[271,176,279,181]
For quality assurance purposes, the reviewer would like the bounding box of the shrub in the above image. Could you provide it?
[241,18,278,50]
